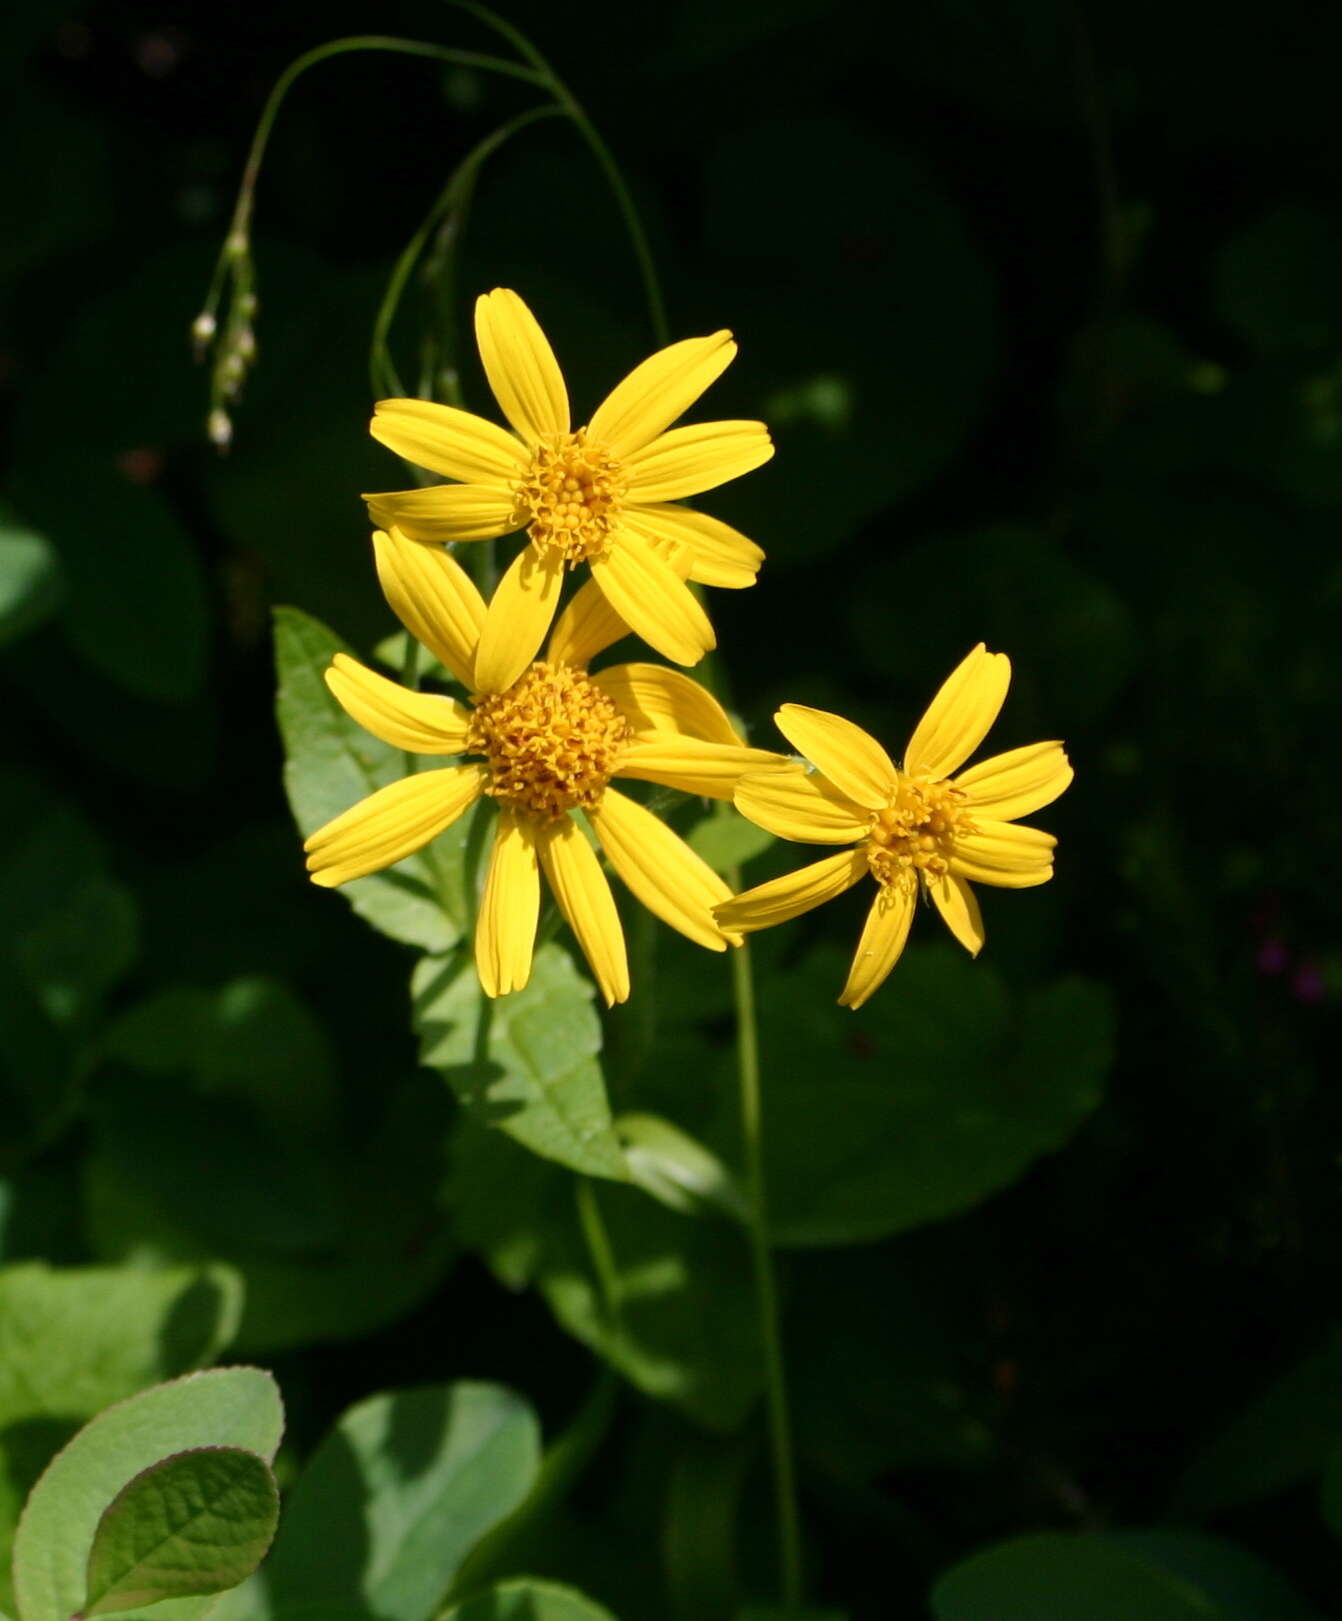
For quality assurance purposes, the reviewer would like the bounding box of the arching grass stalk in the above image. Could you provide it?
[435,0,670,346]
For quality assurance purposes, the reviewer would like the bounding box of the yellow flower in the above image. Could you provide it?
[363,288,773,694]
[303,526,786,1005]
[714,645,1074,1009]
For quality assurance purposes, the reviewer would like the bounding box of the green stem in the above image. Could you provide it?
[370,102,564,401]
[200,34,546,328]
[575,1177,623,1353]
[435,0,670,345]
[729,920,803,1608]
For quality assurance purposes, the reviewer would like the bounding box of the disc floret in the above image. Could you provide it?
[864,776,975,892]
[514,429,625,566]
[468,661,632,822]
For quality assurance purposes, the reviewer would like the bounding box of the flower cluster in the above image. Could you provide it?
[303,290,1072,1008]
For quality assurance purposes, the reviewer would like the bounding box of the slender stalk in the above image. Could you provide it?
[729,919,802,1607]
[200,34,546,329]
[436,0,670,345]
[575,1177,624,1352]
[370,103,563,401]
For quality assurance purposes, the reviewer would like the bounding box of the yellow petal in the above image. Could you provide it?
[304,763,486,887]
[588,331,736,458]
[926,871,985,957]
[590,532,715,666]
[546,577,632,669]
[713,847,869,934]
[363,484,518,545]
[773,705,896,811]
[325,653,471,754]
[474,288,570,445]
[474,545,567,694]
[950,820,1056,889]
[838,886,916,1009]
[953,740,1074,822]
[616,732,783,802]
[370,397,526,484]
[734,766,869,844]
[474,810,540,998]
[372,527,486,691]
[588,787,734,951]
[594,662,740,745]
[623,421,774,502]
[623,503,764,589]
[904,643,1011,780]
[537,815,630,1006]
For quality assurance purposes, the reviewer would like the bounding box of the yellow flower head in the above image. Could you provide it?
[714,645,1074,1009]
[303,527,786,1005]
[363,288,773,694]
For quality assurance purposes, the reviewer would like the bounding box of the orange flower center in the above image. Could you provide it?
[514,429,625,565]
[865,775,975,891]
[468,661,632,822]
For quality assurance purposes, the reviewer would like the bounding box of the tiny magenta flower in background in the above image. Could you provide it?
[715,645,1074,1009]
[363,288,773,694]
[303,527,786,1005]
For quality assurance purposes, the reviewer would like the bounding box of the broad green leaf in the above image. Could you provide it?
[1214,205,1342,356]
[686,814,775,875]
[106,977,338,1137]
[931,1532,1216,1621]
[83,1448,278,1617]
[0,518,61,646]
[0,1263,242,1428]
[13,457,207,706]
[258,1384,539,1621]
[441,1580,617,1621]
[1106,1532,1323,1621]
[850,526,1134,733]
[1170,1332,1342,1518]
[702,121,999,568]
[731,946,1112,1246]
[616,1114,746,1221]
[12,1367,283,1621]
[413,945,626,1180]
[85,1073,454,1355]
[449,1123,762,1431]
[275,605,469,953]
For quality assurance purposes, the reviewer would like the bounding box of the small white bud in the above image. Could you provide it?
[208,408,232,450]
[236,327,256,362]
[191,311,216,343]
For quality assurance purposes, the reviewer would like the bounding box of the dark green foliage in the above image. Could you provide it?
[2,1,1341,1618]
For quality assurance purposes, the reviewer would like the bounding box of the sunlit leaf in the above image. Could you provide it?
[413,944,626,1181]
[82,1448,278,1617]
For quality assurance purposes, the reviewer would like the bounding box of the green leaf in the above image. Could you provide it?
[1105,1532,1324,1621]
[85,1072,454,1355]
[449,1124,763,1431]
[849,526,1134,734]
[12,458,207,706]
[82,1448,278,1617]
[275,606,467,953]
[258,1384,539,1621]
[930,1532,1217,1621]
[440,1580,618,1621]
[616,1114,747,1221]
[12,1367,283,1621]
[1170,1332,1342,1518]
[0,1263,243,1429]
[413,945,626,1180]
[0,517,61,646]
[734,946,1112,1246]
[1214,204,1342,356]
[685,814,775,875]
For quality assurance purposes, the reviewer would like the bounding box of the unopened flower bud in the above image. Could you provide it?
[191,311,216,352]
[208,408,232,450]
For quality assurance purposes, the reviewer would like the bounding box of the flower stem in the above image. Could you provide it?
[729,915,802,1607]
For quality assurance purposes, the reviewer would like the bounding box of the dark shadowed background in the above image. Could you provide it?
[4,1,1342,1616]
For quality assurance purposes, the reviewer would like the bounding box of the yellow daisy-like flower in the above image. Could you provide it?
[715,645,1074,1010]
[303,526,787,1006]
[363,288,773,694]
